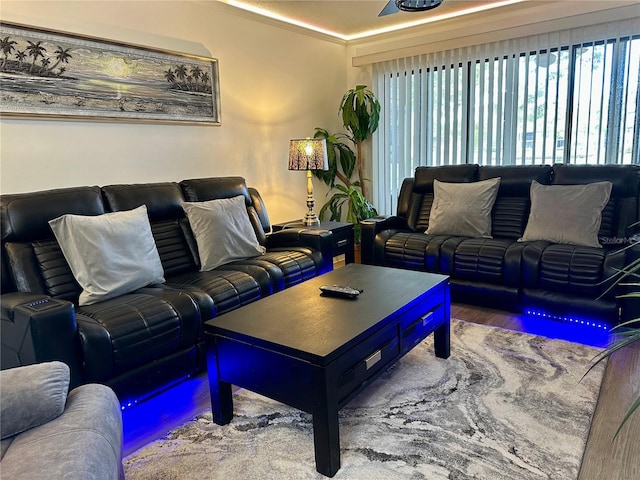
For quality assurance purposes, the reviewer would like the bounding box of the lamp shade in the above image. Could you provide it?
[288,138,329,171]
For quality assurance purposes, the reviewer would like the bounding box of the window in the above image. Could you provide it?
[372,21,640,215]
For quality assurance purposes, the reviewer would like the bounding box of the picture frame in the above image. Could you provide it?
[0,21,221,125]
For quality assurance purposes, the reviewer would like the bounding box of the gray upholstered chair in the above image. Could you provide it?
[0,361,124,479]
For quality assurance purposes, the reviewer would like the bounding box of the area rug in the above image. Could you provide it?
[123,319,605,480]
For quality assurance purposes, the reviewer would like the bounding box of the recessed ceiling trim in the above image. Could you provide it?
[351,3,640,66]
[223,0,348,39]
[221,0,529,41]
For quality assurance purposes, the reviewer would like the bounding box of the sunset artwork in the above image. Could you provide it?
[0,22,220,124]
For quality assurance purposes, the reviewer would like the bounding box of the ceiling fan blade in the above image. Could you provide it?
[378,0,400,17]
[397,0,443,12]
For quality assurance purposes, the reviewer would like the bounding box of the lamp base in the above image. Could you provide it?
[303,212,320,227]
[302,169,320,227]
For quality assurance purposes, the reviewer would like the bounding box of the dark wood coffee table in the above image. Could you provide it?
[204,263,450,477]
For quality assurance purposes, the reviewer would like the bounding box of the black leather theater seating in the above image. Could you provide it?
[1,177,333,402]
[361,164,640,326]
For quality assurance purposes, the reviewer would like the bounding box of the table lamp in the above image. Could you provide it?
[288,138,329,226]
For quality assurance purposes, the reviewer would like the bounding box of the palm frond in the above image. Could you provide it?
[599,255,640,298]
[586,224,640,440]
[582,331,640,381]
[613,395,640,440]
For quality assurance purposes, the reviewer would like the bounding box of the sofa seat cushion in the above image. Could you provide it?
[166,269,261,316]
[214,262,284,297]
[384,232,431,271]
[76,290,200,381]
[536,244,609,296]
[220,249,318,295]
[445,238,516,284]
[258,249,318,287]
[210,247,319,297]
[382,232,461,273]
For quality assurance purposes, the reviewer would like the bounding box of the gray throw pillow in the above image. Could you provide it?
[0,361,69,440]
[426,177,501,238]
[518,180,612,248]
[49,205,165,305]
[181,195,266,271]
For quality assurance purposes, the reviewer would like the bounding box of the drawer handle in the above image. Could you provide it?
[420,310,435,326]
[337,239,348,247]
[404,309,437,336]
[365,350,382,370]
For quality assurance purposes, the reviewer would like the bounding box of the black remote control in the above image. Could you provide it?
[319,285,363,299]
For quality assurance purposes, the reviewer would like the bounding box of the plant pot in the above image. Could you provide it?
[354,243,361,264]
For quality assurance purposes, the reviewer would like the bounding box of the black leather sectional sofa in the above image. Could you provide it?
[1,177,333,402]
[361,164,640,326]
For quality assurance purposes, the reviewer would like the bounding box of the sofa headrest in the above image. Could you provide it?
[180,177,251,204]
[101,182,185,221]
[479,165,553,195]
[552,164,640,197]
[414,165,478,193]
[1,186,104,242]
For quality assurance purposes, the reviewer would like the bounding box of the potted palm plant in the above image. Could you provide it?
[313,85,381,242]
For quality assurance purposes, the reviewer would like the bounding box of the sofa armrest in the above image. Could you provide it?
[265,228,334,273]
[0,361,70,440]
[1,293,83,388]
[360,216,410,265]
[0,383,123,480]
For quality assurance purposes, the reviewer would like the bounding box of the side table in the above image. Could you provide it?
[272,220,355,264]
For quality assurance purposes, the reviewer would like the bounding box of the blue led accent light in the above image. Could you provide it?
[119,374,192,412]
[521,307,613,348]
[121,400,139,411]
[120,373,207,455]
[523,308,609,330]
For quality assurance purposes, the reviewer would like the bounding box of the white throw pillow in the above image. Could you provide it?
[181,195,266,271]
[49,205,165,306]
[518,180,612,248]
[426,177,501,238]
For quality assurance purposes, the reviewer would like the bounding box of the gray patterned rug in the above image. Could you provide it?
[123,320,605,480]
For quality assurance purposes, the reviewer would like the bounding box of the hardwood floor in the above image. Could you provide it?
[578,335,640,480]
[123,302,640,479]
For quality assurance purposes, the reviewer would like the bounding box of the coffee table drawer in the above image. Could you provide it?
[336,323,400,402]
[401,295,446,351]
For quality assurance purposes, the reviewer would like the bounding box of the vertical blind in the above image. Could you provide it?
[372,18,640,215]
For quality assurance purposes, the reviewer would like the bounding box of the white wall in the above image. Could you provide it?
[0,1,347,223]
[5,1,635,221]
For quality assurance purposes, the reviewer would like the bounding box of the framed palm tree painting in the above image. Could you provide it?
[0,22,221,124]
